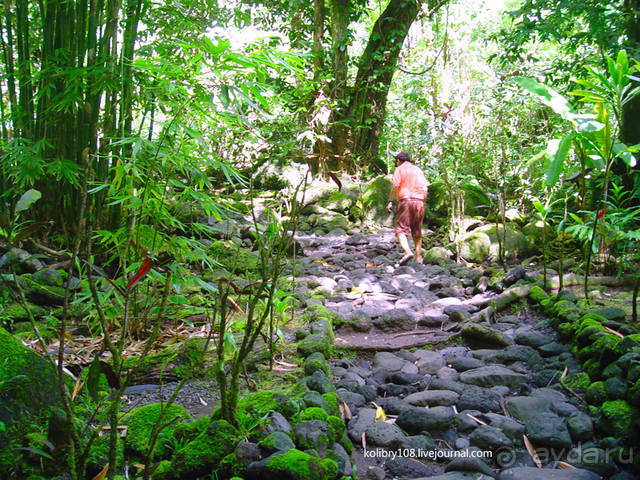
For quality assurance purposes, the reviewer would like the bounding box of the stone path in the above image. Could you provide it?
[290,228,632,480]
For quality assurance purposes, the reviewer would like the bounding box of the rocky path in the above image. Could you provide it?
[292,228,631,480]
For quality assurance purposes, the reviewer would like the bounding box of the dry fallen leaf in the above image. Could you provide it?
[604,326,624,338]
[560,366,568,380]
[557,461,576,469]
[340,401,352,421]
[71,376,87,401]
[523,434,542,468]
[91,464,109,480]
[466,414,488,426]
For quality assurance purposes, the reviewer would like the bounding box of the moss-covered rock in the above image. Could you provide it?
[528,285,549,303]
[125,403,189,459]
[122,337,209,380]
[598,400,638,443]
[207,239,260,274]
[326,416,345,443]
[460,223,535,261]
[171,419,238,478]
[239,391,301,419]
[361,176,393,225]
[304,352,331,377]
[18,274,67,305]
[253,448,339,480]
[583,358,602,378]
[459,231,491,262]
[2,302,47,322]
[299,407,329,423]
[629,379,640,407]
[460,323,513,348]
[297,334,331,358]
[258,431,296,454]
[0,327,60,445]
[170,416,211,446]
[302,304,335,324]
[321,392,340,417]
[586,381,607,406]
[564,372,590,390]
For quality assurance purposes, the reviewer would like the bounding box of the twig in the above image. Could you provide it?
[392,329,435,338]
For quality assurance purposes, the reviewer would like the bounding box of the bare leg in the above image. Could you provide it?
[414,235,423,263]
[397,232,413,264]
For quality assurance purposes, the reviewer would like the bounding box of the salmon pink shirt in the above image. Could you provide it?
[391,162,428,201]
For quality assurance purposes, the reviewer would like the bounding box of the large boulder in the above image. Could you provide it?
[460,223,535,262]
[361,176,393,225]
[253,161,307,191]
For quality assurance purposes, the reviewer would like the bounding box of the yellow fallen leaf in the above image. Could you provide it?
[372,402,386,422]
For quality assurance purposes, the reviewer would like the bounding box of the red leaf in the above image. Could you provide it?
[127,256,153,291]
[597,208,606,219]
[328,172,342,191]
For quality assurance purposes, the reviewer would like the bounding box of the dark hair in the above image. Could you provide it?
[395,151,410,162]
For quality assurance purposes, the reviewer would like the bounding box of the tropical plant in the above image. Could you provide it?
[515,50,640,297]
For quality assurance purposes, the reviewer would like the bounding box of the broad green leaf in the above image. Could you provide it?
[613,142,638,167]
[223,331,236,356]
[585,154,606,170]
[568,113,604,133]
[15,189,42,213]
[545,136,572,187]
[513,77,574,121]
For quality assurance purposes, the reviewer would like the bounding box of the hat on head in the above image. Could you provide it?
[395,151,410,161]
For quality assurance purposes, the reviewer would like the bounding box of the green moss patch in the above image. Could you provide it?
[207,240,259,274]
[125,403,190,460]
[265,448,338,480]
[0,327,60,441]
[599,400,638,443]
[171,419,238,478]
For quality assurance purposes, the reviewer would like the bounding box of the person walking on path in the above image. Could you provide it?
[386,151,429,265]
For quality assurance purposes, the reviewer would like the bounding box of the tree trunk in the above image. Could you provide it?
[1,1,19,135]
[327,0,350,171]
[16,0,34,138]
[349,0,420,171]
[312,0,324,81]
